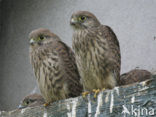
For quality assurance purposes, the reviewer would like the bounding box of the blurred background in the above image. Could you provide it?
[0,0,156,111]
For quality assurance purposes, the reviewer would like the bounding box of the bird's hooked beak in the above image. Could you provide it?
[18,104,26,109]
[70,18,77,26]
[29,38,35,45]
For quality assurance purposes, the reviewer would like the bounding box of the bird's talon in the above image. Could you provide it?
[93,89,100,98]
[102,88,105,91]
[82,91,89,98]
[43,102,50,107]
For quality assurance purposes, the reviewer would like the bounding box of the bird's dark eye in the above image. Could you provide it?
[79,16,87,21]
[24,100,29,105]
[40,35,45,40]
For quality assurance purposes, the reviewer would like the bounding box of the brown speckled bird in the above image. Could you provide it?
[70,11,121,96]
[18,93,44,109]
[29,28,82,105]
[120,69,152,86]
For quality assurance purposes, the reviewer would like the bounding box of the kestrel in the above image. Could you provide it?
[70,11,121,96]
[29,28,82,104]
[120,69,151,86]
[18,93,44,109]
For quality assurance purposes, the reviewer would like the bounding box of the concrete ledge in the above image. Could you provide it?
[1,75,156,117]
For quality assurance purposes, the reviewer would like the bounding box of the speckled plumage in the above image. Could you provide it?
[70,11,121,91]
[29,28,82,103]
[120,69,151,86]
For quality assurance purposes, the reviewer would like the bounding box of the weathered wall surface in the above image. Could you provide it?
[0,77,156,117]
[0,0,1,33]
[0,0,156,110]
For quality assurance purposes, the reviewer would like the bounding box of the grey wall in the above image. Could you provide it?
[0,0,1,33]
[0,0,156,111]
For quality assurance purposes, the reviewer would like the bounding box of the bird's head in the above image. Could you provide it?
[29,28,59,47]
[18,96,35,109]
[18,94,44,109]
[70,11,100,30]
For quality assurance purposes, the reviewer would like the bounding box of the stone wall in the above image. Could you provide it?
[0,76,156,117]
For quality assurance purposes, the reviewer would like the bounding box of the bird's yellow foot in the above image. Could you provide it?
[43,102,50,107]
[102,88,106,91]
[93,89,100,98]
[82,91,90,98]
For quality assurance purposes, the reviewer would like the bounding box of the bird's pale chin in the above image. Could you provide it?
[70,22,76,26]
[70,25,78,30]
[70,19,82,30]
[70,23,86,30]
